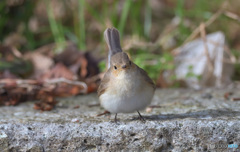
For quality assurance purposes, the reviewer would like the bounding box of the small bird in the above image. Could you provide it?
[98,27,156,122]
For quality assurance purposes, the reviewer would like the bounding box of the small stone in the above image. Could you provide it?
[201,93,212,99]
[71,118,79,123]
[146,107,153,113]
[26,145,43,152]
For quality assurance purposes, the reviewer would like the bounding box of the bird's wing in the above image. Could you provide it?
[137,66,156,90]
[97,69,111,97]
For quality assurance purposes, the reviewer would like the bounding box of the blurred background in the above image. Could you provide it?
[0,0,240,108]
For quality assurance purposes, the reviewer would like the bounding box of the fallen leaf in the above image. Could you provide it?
[73,105,80,109]
[41,63,77,81]
[224,92,233,100]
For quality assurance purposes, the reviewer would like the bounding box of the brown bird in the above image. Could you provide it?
[98,27,155,122]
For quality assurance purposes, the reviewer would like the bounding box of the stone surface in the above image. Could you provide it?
[0,87,240,151]
[0,130,8,152]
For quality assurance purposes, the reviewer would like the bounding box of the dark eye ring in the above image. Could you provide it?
[114,66,117,70]
[129,61,131,65]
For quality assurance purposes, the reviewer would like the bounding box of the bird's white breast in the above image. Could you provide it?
[100,70,154,113]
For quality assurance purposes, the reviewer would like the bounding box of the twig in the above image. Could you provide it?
[34,43,55,54]
[0,78,88,94]
[45,77,88,93]
[0,79,38,85]
[123,38,156,51]
[199,23,214,72]
[148,105,161,108]
[208,40,236,64]
[224,11,240,23]
[16,79,40,85]
[184,10,223,44]
[88,103,100,107]
[96,111,110,116]
[146,105,162,113]
[85,72,104,84]
[12,47,22,58]
[231,97,240,101]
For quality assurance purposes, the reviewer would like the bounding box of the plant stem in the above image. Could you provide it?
[78,0,86,50]
[118,0,131,35]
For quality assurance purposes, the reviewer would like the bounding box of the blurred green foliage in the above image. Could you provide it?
[45,0,66,53]
[133,51,175,80]
[0,59,32,77]
[185,65,201,80]
[0,0,240,83]
[0,0,230,49]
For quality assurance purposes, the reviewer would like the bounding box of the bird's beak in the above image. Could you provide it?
[122,65,127,69]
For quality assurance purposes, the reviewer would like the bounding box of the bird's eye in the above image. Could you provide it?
[129,61,131,65]
[114,66,117,70]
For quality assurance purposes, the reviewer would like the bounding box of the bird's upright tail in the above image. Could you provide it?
[104,27,123,68]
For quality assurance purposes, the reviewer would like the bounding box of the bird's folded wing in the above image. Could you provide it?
[138,66,156,89]
[97,69,111,97]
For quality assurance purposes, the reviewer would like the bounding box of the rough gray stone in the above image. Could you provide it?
[0,88,240,151]
[0,131,8,152]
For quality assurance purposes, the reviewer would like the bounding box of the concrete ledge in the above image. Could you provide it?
[0,89,240,151]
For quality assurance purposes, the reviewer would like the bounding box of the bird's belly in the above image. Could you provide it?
[100,82,154,113]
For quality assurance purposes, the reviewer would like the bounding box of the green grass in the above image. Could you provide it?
[118,0,132,35]
[133,50,175,80]
[144,0,152,39]
[0,1,8,41]
[77,0,86,50]
[45,0,66,53]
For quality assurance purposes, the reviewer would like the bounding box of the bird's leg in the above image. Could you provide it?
[96,111,110,116]
[114,113,118,122]
[137,111,145,122]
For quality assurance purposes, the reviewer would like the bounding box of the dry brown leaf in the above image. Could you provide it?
[24,52,54,79]
[41,63,77,81]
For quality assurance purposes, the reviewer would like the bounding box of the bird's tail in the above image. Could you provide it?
[104,28,123,68]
